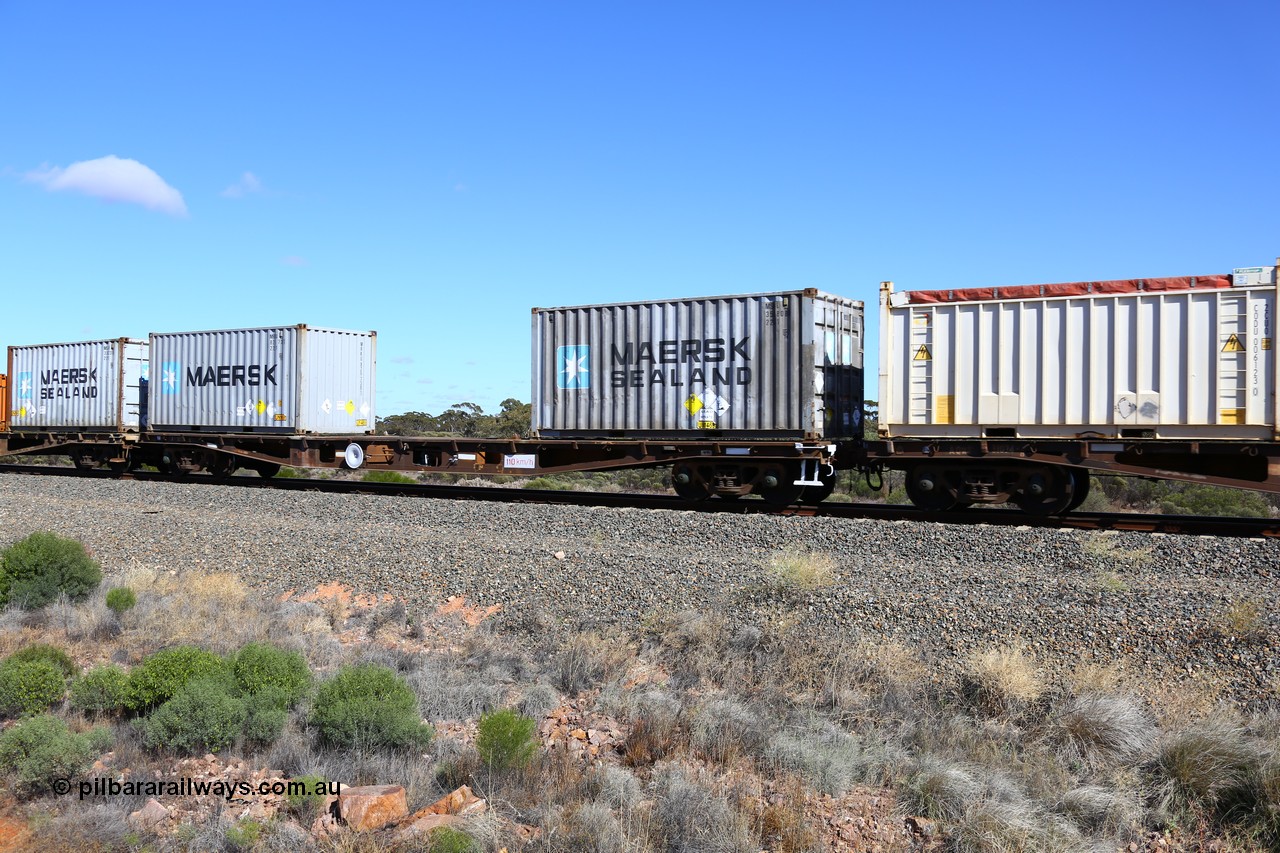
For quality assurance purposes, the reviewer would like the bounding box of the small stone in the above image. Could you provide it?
[554,551,566,560]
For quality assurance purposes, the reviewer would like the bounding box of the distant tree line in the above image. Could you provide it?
[376,399,533,438]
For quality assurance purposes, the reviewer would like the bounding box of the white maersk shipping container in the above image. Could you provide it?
[148,325,376,434]
[7,339,148,432]
[880,265,1278,440]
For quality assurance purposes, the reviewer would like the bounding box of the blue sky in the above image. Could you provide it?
[3,1,1278,415]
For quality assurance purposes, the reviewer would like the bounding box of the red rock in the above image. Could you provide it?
[338,784,408,831]
[128,798,170,830]
[396,812,462,839]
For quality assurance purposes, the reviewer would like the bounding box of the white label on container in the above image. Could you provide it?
[503,454,536,469]
[456,453,477,461]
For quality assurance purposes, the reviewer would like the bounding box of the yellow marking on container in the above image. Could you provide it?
[1262,338,1273,351]
[274,413,288,421]
[911,313,930,326]
[344,400,356,415]
[256,400,267,415]
[1222,334,1245,352]
[356,419,368,427]
[935,395,954,424]
[696,420,717,429]
[18,406,27,417]
[684,394,703,416]
[1220,408,1246,424]
[913,345,932,361]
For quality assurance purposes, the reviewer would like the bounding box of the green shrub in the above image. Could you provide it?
[287,774,331,819]
[232,643,311,704]
[127,646,228,711]
[225,819,262,851]
[0,660,67,716]
[426,825,479,853]
[242,686,289,745]
[1160,484,1270,518]
[141,677,247,754]
[475,708,539,770]
[361,470,418,484]
[310,664,433,750]
[70,665,131,714]
[0,714,108,795]
[7,643,77,679]
[0,531,103,609]
[105,586,137,614]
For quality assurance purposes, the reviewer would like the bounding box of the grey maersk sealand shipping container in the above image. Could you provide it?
[532,289,864,440]
[148,325,376,434]
[7,339,148,432]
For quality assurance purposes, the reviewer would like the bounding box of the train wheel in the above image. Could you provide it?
[1014,466,1074,516]
[758,466,805,506]
[671,467,710,502]
[802,470,837,503]
[254,463,282,479]
[904,465,959,511]
[1066,468,1092,512]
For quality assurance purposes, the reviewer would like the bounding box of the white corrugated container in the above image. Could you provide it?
[532,289,864,439]
[7,339,148,432]
[147,325,376,434]
[880,266,1279,440]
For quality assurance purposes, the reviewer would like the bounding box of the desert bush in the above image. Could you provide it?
[764,549,835,591]
[70,664,131,714]
[418,825,479,852]
[1160,484,1270,518]
[232,642,311,704]
[0,531,102,609]
[1152,716,1258,822]
[1058,784,1143,837]
[127,645,228,710]
[766,720,863,795]
[551,632,628,695]
[692,696,769,763]
[224,818,262,851]
[960,645,1044,716]
[310,663,433,750]
[900,758,982,822]
[408,655,504,721]
[242,686,290,745]
[7,643,78,679]
[141,677,247,753]
[0,659,66,716]
[1213,598,1268,642]
[475,708,539,770]
[104,586,137,614]
[1050,693,1154,771]
[650,764,755,853]
[286,774,331,821]
[0,714,109,795]
[517,682,558,718]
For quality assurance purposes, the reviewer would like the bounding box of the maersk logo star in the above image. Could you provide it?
[17,373,32,399]
[161,362,181,394]
[557,345,590,389]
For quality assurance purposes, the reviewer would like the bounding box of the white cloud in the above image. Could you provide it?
[25,155,187,217]
[221,171,263,199]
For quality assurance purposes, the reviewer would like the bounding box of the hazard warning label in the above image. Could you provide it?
[1222,334,1245,353]
[913,345,932,361]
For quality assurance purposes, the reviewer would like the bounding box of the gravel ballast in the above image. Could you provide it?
[1,474,1276,703]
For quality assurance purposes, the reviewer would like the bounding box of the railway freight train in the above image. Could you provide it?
[2,261,1278,516]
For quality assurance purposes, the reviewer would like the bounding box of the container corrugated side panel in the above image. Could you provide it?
[7,339,143,431]
[149,327,302,431]
[297,327,376,433]
[881,269,1278,440]
[532,291,864,439]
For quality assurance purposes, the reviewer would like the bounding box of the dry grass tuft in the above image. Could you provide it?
[764,549,836,591]
[1153,715,1258,822]
[961,645,1044,716]
[1214,598,1268,643]
[1050,693,1155,771]
[123,570,268,654]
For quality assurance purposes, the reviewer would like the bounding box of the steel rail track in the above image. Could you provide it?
[3,464,1279,539]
